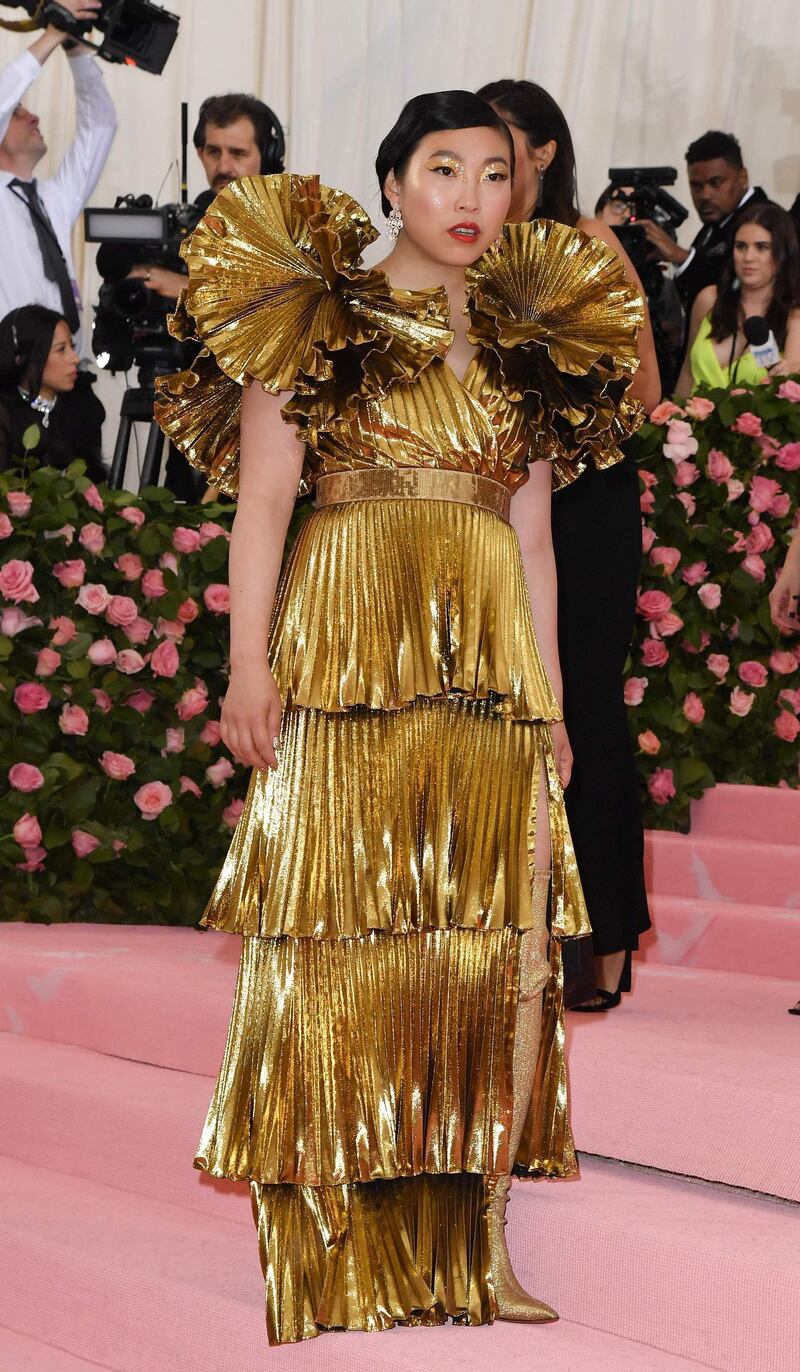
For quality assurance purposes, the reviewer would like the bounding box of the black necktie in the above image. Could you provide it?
[9,177,81,334]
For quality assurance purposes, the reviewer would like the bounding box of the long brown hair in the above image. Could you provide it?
[709,202,800,347]
[477,79,580,227]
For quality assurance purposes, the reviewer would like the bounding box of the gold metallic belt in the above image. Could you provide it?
[314,467,511,520]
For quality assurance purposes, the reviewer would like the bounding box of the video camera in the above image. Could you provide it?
[0,0,179,75]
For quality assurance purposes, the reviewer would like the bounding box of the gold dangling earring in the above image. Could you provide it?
[492,226,506,251]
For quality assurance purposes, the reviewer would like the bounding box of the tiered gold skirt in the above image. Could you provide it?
[196,496,588,1343]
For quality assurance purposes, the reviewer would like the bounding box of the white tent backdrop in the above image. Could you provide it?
[2,0,799,473]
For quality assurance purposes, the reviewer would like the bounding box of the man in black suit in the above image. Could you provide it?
[639,130,768,314]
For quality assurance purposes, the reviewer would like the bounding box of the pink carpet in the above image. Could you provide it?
[1,783,798,1371]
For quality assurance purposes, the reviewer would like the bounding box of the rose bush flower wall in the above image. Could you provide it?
[0,447,310,924]
[626,378,800,829]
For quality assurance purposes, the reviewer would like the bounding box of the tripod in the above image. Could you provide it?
[107,365,167,492]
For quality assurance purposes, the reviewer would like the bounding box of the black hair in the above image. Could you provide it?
[375,90,515,217]
[193,93,285,174]
[0,304,65,396]
[595,185,615,215]
[685,130,743,170]
[710,201,800,349]
[477,79,580,227]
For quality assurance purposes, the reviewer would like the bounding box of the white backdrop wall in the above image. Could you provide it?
[2,0,799,467]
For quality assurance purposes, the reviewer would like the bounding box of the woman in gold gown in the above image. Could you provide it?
[156,90,643,1345]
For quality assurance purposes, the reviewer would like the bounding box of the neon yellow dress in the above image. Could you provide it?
[156,173,643,1345]
[690,314,767,390]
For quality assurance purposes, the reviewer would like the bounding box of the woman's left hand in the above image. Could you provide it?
[550,719,573,788]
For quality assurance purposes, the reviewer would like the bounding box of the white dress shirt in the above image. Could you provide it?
[0,49,117,343]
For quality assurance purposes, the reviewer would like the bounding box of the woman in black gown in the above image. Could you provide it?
[480,80,662,1008]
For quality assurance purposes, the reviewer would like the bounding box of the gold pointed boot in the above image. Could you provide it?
[489,868,559,1324]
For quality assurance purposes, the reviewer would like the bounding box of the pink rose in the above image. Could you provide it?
[177,681,209,721]
[706,654,730,679]
[76,583,110,615]
[50,615,77,645]
[682,692,706,724]
[770,650,797,676]
[59,703,89,736]
[100,750,136,780]
[637,730,661,755]
[777,379,800,401]
[116,649,146,675]
[738,660,768,689]
[649,400,683,425]
[648,768,676,805]
[745,522,774,554]
[2,606,41,635]
[733,411,763,437]
[697,583,722,610]
[656,611,684,637]
[16,845,46,872]
[682,561,709,586]
[623,676,648,706]
[642,638,669,667]
[649,545,681,575]
[770,493,791,518]
[120,506,145,527]
[126,689,155,713]
[199,719,222,746]
[52,560,86,590]
[223,797,244,828]
[206,757,235,788]
[749,474,782,514]
[49,523,74,544]
[13,813,42,847]
[177,597,199,624]
[677,492,696,517]
[87,637,117,666]
[775,711,800,743]
[775,442,800,471]
[141,569,167,599]
[637,589,672,622]
[115,552,143,581]
[82,483,105,513]
[664,418,699,462]
[124,616,152,646]
[778,688,800,713]
[203,583,230,614]
[134,779,173,820]
[640,488,656,515]
[0,513,12,539]
[707,449,734,483]
[155,617,185,641]
[7,491,32,516]
[92,688,112,713]
[673,461,700,488]
[35,647,61,677]
[105,594,138,628]
[685,396,715,420]
[741,553,766,583]
[164,726,185,754]
[150,639,180,678]
[639,469,658,489]
[0,559,39,604]
[9,762,45,792]
[726,479,745,502]
[179,775,202,797]
[172,526,201,554]
[71,829,101,858]
[112,839,126,856]
[198,520,229,546]
[15,682,51,714]
[78,522,105,555]
[729,687,755,717]
[641,525,656,554]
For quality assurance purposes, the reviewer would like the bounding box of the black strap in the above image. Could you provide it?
[8,178,80,333]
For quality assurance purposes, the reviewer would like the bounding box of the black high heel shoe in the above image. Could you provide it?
[571,950,631,1013]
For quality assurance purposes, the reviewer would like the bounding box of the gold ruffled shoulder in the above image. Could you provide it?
[466,221,645,486]
[155,173,452,495]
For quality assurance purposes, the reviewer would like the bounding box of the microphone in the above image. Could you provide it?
[743,316,781,369]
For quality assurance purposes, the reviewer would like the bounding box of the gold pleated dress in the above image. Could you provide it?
[155,173,643,1345]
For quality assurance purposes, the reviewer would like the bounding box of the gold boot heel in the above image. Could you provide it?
[488,1177,559,1323]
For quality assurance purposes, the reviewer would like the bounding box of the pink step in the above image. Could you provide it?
[0,1326,111,1371]
[568,965,800,1201]
[645,830,800,907]
[641,894,800,978]
[691,783,800,843]
[0,1157,714,1372]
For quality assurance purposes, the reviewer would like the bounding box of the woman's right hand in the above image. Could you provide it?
[221,661,282,771]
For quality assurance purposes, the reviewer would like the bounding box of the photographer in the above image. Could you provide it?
[0,0,117,338]
[639,131,768,314]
